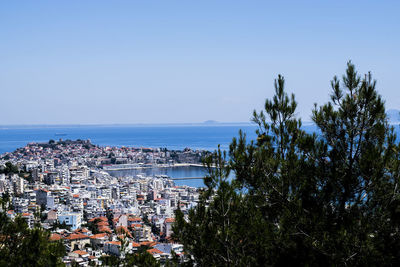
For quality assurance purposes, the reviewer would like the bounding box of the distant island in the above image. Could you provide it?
[203,120,218,124]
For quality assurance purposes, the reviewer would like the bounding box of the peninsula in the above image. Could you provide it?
[0,139,208,265]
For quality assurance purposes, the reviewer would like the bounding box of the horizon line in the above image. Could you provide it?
[0,121,258,127]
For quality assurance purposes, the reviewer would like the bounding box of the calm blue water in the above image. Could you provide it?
[2,124,396,187]
[0,125,258,154]
[107,166,210,188]
[0,124,259,187]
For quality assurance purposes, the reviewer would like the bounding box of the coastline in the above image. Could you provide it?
[102,163,205,171]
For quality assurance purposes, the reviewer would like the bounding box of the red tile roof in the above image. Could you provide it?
[128,217,142,222]
[140,241,158,247]
[65,233,89,240]
[49,233,62,241]
[73,250,89,256]
[132,242,140,247]
[147,248,163,255]
[116,226,132,238]
[90,233,108,239]
[129,223,142,229]
[165,218,175,223]
[97,221,109,226]
[98,226,112,233]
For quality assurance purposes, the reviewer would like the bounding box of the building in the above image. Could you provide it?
[58,212,82,230]
[163,218,175,237]
[36,188,49,208]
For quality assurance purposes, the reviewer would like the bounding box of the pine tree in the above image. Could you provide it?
[0,210,65,266]
[173,62,400,266]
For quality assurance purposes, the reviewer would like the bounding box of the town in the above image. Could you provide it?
[0,139,208,266]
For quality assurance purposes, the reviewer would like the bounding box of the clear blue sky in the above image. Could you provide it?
[1,0,399,124]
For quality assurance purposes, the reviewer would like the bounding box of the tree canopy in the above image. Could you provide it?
[0,203,65,266]
[0,162,20,175]
[174,62,400,266]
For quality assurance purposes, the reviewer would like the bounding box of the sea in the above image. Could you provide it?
[0,124,259,187]
[2,123,397,187]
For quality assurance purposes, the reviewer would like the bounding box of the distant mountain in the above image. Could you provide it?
[387,109,400,123]
[203,120,218,124]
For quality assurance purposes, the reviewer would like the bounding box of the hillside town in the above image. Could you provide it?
[0,139,208,266]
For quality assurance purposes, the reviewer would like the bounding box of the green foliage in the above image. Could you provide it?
[51,220,71,231]
[1,192,11,210]
[174,149,270,266]
[142,213,150,226]
[106,207,114,228]
[99,249,159,267]
[174,62,400,266]
[86,218,101,234]
[137,245,151,254]
[0,162,20,175]
[100,254,121,266]
[0,162,33,183]
[151,223,160,236]
[123,251,160,267]
[19,172,34,183]
[0,209,65,266]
